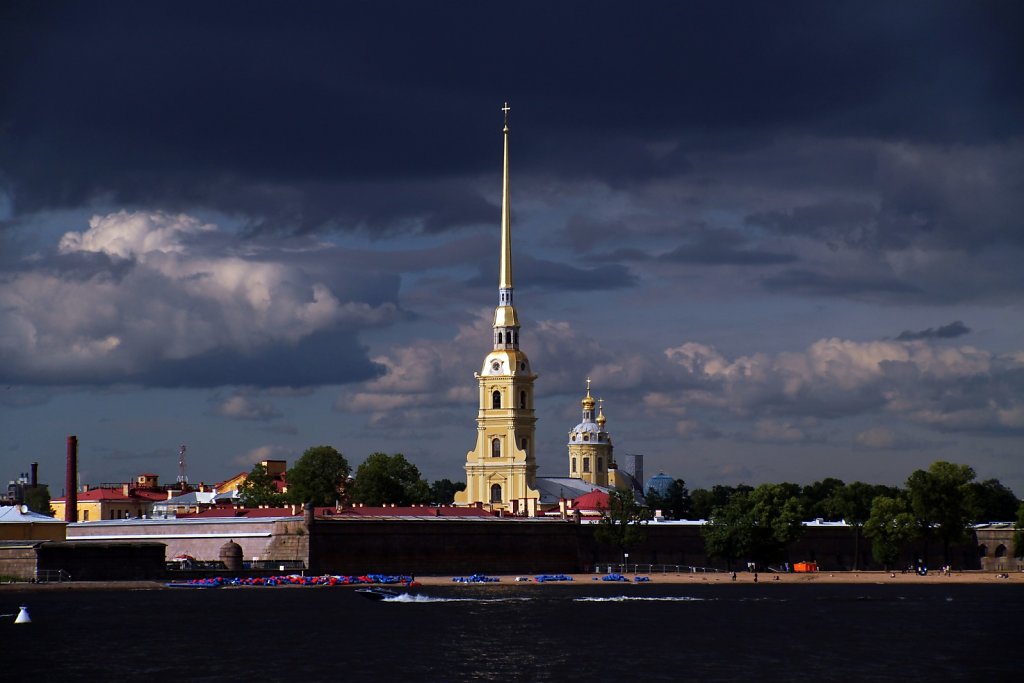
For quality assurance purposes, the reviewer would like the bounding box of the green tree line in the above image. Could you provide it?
[238,446,465,509]
[646,461,1019,569]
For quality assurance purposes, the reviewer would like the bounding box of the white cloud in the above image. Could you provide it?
[0,210,397,383]
[210,393,283,421]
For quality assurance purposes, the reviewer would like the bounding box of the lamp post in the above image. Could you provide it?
[624,552,629,574]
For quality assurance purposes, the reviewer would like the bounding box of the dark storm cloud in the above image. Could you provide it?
[895,321,971,342]
[761,269,922,299]
[656,233,796,267]
[589,226,795,268]
[468,254,637,292]
[1,1,1020,230]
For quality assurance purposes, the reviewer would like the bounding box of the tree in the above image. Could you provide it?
[593,489,649,559]
[701,492,753,570]
[691,484,753,520]
[701,483,804,570]
[429,478,466,505]
[905,461,977,565]
[645,478,693,520]
[966,478,1019,522]
[801,477,845,520]
[23,486,52,515]
[348,452,431,506]
[285,445,350,506]
[746,483,805,566]
[826,482,894,570]
[239,463,284,507]
[864,495,916,570]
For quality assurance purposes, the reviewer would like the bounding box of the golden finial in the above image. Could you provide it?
[597,398,606,425]
[582,377,595,409]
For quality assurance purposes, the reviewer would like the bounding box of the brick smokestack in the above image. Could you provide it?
[30,462,38,488]
[65,436,78,523]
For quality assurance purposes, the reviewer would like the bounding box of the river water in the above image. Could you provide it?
[3,582,1018,681]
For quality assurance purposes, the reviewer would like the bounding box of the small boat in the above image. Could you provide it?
[355,587,400,601]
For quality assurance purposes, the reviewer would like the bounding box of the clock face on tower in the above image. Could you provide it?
[491,360,502,372]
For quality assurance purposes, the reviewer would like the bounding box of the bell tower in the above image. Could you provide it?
[455,104,540,515]
[568,379,614,486]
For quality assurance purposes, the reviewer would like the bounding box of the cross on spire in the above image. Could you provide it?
[585,377,591,394]
[502,101,510,127]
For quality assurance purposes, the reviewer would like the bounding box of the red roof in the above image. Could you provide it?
[324,505,498,518]
[53,488,135,503]
[571,490,610,512]
[179,505,302,518]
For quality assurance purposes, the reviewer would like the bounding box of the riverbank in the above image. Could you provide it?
[1,569,1020,591]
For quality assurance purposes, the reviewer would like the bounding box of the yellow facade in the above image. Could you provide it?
[567,384,614,487]
[455,105,541,515]
[51,493,152,522]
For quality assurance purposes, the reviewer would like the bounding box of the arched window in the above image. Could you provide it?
[492,391,501,409]
[571,457,577,473]
[583,458,591,473]
[996,544,1008,558]
[519,391,526,409]
[490,484,502,503]
[491,438,501,457]
[521,437,529,452]
[979,544,988,557]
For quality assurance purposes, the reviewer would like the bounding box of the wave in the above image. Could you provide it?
[383,594,535,604]
[573,595,706,602]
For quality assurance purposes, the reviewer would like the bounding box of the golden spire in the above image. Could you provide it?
[597,398,606,426]
[582,377,595,410]
[500,101,512,290]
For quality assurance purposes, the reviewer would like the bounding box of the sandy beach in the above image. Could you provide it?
[414,570,1023,586]
[2,569,1021,591]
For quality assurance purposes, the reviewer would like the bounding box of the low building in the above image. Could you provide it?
[0,505,67,541]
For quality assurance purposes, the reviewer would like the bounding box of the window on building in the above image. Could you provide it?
[996,544,1008,558]
[490,484,502,503]
[583,458,591,473]
[82,510,89,521]
[571,457,577,473]
[598,457,604,471]
[492,391,501,409]
[491,438,501,457]
[521,437,529,452]
[519,391,526,409]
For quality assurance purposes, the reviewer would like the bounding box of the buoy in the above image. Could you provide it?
[15,605,31,624]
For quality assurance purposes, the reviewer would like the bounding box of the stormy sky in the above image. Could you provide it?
[2,1,1023,498]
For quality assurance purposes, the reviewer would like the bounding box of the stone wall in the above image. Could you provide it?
[0,543,44,580]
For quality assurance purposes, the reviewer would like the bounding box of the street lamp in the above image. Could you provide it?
[624,552,629,574]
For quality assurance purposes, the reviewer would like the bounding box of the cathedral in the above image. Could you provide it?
[454,106,641,516]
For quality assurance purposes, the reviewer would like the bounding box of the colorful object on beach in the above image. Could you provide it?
[535,574,574,582]
[601,573,629,582]
[452,574,500,583]
[634,576,650,582]
[167,574,413,588]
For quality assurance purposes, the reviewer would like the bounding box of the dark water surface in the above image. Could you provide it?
[3,582,1018,681]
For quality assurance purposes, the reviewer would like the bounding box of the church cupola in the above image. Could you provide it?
[568,378,613,486]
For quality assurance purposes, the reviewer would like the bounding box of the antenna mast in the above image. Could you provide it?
[177,444,188,487]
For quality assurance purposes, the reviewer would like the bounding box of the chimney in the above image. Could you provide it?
[30,462,38,488]
[65,436,78,523]
[122,483,130,496]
